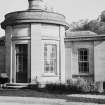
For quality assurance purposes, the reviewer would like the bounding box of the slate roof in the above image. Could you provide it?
[66,31,97,38]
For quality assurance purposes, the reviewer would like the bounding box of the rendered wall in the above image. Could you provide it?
[94,41,105,82]
[12,24,30,37]
[31,24,60,83]
[65,42,72,81]
[69,41,94,80]
[31,23,66,84]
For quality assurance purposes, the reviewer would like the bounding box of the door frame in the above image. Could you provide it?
[11,40,31,83]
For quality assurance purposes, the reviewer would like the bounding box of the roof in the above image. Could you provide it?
[65,31,105,41]
[66,31,97,38]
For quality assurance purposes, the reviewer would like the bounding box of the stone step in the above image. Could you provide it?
[5,83,29,89]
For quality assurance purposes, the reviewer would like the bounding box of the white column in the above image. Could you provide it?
[5,26,12,83]
[31,23,42,83]
[94,41,105,82]
[59,26,66,83]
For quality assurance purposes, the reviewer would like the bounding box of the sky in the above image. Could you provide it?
[0,0,105,36]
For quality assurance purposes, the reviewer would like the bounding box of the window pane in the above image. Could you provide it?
[80,55,83,61]
[84,50,88,55]
[84,62,89,72]
[84,55,88,61]
[80,50,83,55]
[44,44,57,74]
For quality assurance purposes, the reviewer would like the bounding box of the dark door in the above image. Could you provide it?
[16,44,28,83]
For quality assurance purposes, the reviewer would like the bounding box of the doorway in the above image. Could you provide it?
[15,44,28,83]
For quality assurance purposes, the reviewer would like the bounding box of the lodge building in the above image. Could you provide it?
[0,0,105,89]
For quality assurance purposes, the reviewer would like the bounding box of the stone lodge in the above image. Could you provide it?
[0,0,105,90]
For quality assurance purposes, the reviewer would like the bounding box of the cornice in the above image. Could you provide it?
[1,10,69,29]
[65,35,105,42]
[12,36,31,41]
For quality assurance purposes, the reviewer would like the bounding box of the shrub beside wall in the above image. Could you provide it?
[28,78,101,94]
[74,78,98,93]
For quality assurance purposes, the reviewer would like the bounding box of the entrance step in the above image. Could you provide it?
[5,83,29,89]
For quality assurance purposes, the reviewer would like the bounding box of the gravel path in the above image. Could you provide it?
[67,94,105,99]
[0,96,103,105]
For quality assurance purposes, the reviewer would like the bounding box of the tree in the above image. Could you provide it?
[88,20,105,34]
[69,19,105,34]
[99,10,105,22]
[69,19,89,31]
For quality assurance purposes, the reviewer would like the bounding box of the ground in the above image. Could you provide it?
[0,89,105,104]
[0,96,103,105]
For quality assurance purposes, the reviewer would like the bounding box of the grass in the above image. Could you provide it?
[0,89,105,104]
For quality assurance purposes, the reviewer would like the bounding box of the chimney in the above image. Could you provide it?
[28,0,45,10]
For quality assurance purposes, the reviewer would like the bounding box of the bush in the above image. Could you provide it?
[0,77,9,84]
[45,82,81,94]
[27,78,98,94]
[45,83,66,92]
[74,78,98,93]
[27,83,39,90]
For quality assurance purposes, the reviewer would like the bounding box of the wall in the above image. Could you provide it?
[72,41,94,75]
[65,41,94,81]
[41,24,59,39]
[94,41,105,82]
[31,24,61,84]
[65,42,72,81]
[12,24,30,37]
[31,23,66,84]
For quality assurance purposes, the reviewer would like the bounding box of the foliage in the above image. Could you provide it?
[0,77,9,84]
[69,18,105,34]
[88,20,105,34]
[45,83,81,93]
[69,19,89,31]
[74,78,98,93]
[99,10,105,22]
[27,78,99,94]
[27,83,39,90]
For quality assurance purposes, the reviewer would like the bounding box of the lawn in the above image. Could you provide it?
[0,89,105,104]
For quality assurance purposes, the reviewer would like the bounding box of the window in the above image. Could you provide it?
[78,48,89,73]
[44,44,57,74]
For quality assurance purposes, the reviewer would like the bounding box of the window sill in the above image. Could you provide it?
[72,74,93,78]
[41,73,58,77]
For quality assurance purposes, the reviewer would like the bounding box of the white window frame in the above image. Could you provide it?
[78,48,89,73]
[44,44,57,74]
[41,40,59,76]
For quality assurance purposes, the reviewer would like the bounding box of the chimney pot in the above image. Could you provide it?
[28,0,45,10]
